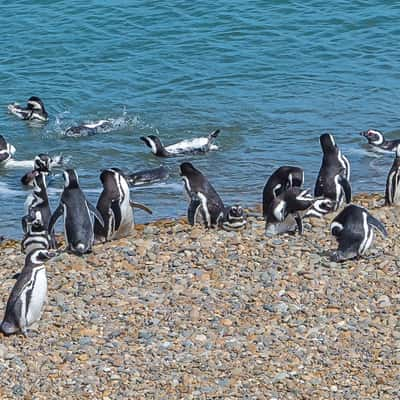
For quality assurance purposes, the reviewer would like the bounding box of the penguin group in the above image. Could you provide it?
[0,95,397,336]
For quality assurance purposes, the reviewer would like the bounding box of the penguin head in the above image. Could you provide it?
[63,169,80,189]
[27,248,57,265]
[320,133,337,154]
[140,135,163,154]
[330,221,344,236]
[180,162,197,176]
[34,154,52,172]
[227,205,244,220]
[27,96,46,111]
[360,129,384,145]
[222,205,247,231]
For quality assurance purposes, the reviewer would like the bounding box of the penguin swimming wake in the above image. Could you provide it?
[361,129,400,152]
[7,96,48,122]
[141,129,220,157]
[94,168,152,242]
[64,120,113,137]
[306,133,351,218]
[0,249,55,336]
[385,144,400,206]
[330,204,387,262]
[180,162,246,230]
[123,166,169,186]
[49,169,104,255]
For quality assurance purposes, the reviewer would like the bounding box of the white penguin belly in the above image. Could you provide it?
[26,267,47,327]
[166,137,216,154]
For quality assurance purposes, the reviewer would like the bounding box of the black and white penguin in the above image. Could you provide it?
[0,249,55,336]
[21,210,51,254]
[8,96,48,122]
[262,166,304,219]
[361,129,400,152]
[64,120,113,137]
[124,166,170,186]
[0,134,16,164]
[48,169,104,255]
[264,187,314,235]
[306,133,351,218]
[180,162,246,230]
[330,204,387,262]
[385,144,400,206]
[21,153,64,187]
[94,168,152,242]
[24,172,54,247]
[141,129,220,157]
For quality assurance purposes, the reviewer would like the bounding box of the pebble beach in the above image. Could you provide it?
[0,192,398,399]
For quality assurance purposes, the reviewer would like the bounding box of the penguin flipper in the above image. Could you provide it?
[188,197,202,226]
[367,214,388,237]
[294,213,304,235]
[208,129,220,141]
[48,204,64,234]
[339,176,352,203]
[129,201,153,214]
[87,202,105,227]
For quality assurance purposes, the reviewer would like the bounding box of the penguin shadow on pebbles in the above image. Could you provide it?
[94,168,152,243]
[179,162,247,231]
[48,169,104,256]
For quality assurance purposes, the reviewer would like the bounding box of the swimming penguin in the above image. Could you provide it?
[264,187,314,235]
[0,249,55,336]
[141,129,220,157]
[48,169,104,255]
[64,120,113,137]
[385,144,400,206]
[180,162,246,230]
[21,153,64,186]
[21,210,51,254]
[330,204,387,262]
[124,166,170,186]
[94,168,152,242]
[0,134,16,164]
[361,129,400,152]
[8,96,48,122]
[306,133,351,218]
[262,166,304,219]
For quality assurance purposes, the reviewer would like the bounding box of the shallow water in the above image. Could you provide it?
[1,1,400,238]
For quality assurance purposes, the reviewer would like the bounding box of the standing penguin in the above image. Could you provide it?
[262,166,304,219]
[94,168,152,242]
[307,133,351,217]
[385,144,400,206]
[330,204,387,262]
[48,169,104,255]
[0,249,55,336]
[180,162,246,230]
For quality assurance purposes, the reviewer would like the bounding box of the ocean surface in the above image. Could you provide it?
[1,1,400,238]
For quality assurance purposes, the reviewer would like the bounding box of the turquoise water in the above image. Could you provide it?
[1,1,400,238]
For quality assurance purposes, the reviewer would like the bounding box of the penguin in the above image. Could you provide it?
[21,210,51,254]
[48,169,104,255]
[7,96,48,122]
[0,249,55,336]
[262,166,304,219]
[140,129,220,157]
[306,133,351,218]
[94,168,152,242]
[21,153,64,187]
[385,144,400,206]
[330,204,387,262]
[0,134,16,164]
[180,162,246,230]
[124,166,170,186]
[361,129,400,152]
[264,187,314,235]
[64,120,113,137]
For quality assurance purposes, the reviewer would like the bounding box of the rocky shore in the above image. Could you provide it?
[0,193,398,399]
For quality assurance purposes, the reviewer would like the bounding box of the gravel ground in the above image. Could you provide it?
[0,193,399,399]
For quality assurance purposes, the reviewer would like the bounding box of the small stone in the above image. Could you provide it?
[376,295,391,308]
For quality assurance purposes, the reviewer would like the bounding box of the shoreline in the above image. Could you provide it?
[0,192,398,398]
